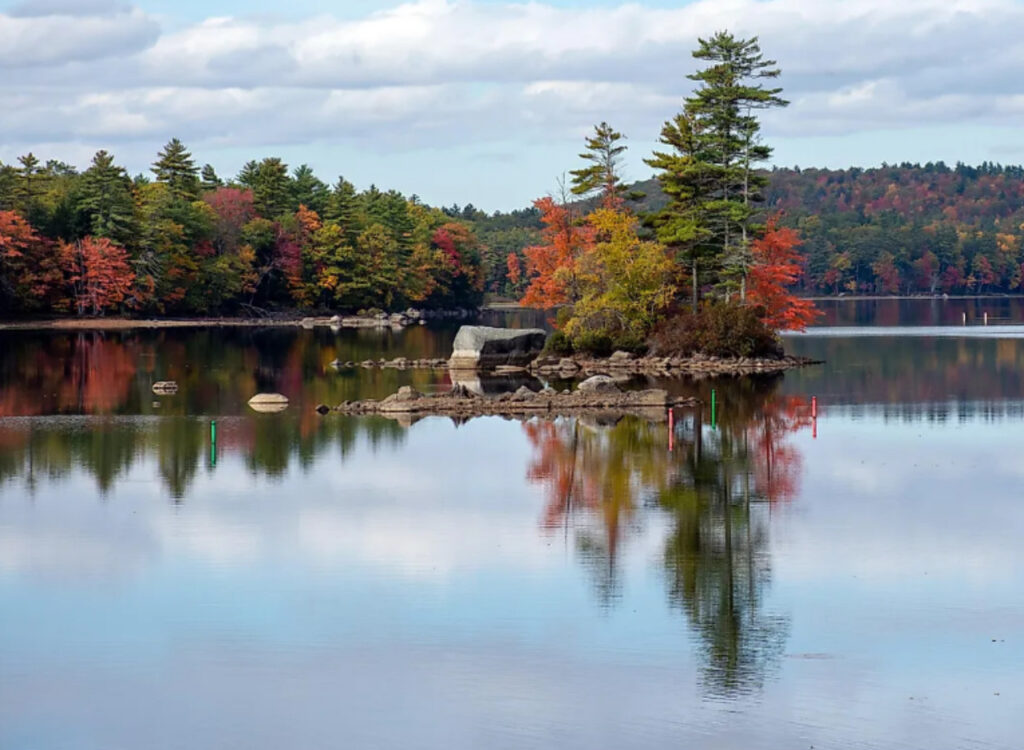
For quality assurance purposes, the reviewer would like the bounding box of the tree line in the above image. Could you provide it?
[478,159,1024,301]
[0,142,484,316]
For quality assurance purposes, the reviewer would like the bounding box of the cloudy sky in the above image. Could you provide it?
[2,0,1024,210]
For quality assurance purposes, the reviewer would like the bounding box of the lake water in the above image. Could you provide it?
[1,300,1021,750]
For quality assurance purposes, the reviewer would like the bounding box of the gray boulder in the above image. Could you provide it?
[449,326,547,370]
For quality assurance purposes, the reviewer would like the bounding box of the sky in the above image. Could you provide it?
[3,0,1024,211]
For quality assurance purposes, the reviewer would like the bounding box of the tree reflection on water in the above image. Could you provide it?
[525,376,814,696]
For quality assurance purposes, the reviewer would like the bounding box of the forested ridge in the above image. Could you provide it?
[470,161,1024,299]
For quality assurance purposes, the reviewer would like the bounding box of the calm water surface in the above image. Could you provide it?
[1,301,1022,750]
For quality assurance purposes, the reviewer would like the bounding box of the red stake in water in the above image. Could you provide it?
[668,408,675,452]
[811,396,818,439]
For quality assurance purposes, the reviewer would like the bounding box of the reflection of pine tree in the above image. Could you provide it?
[661,424,790,697]
[523,375,811,695]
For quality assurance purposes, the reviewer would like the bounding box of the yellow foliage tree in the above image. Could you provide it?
[563,208,677,346]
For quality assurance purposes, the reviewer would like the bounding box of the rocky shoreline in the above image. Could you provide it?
[329,351,819,376]
[528,351,820,378]
[322,377,698,421]
[0,308,477,332]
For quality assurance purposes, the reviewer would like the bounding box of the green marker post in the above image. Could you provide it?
[711,389,717,430]
[210,419,217,467]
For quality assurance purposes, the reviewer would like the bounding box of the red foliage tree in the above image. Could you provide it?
[0,210,64,310]
[280,205,321,306]
[506,252,522,291]
[204,187,256,254]
[747,218,820,331]
[520,197,594,310]
[61,236,136,316]
[872,252,900,294]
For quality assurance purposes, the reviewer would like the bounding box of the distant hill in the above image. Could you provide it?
[470,162,1024,297]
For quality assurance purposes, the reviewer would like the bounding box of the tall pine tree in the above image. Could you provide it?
[152,138,200,200]
[685,32,787,298]
[570,122,628,206]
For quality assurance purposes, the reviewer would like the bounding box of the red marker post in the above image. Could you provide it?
[668,408,675,452]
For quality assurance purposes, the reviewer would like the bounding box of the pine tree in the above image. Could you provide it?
[569,122,627,206]
[685,32,788,298]
[644,113,714,311]
[151,138,200,200]
[250,158,291,218]
[76,151,136,248]
[325,177,361,243]
[16,153,42,208]
[290,164,329,215]
[0,163,17,211]
[200,164,223,192]
[236,160,259,189]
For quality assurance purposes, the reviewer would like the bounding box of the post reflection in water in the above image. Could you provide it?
[524,377,814,696]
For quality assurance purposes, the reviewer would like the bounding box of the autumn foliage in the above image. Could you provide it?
[0,143,487,317]
[61,237,136,316]
[747,218,821,331]
[521,197,594,309]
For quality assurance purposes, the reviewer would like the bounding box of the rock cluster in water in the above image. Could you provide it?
[301,308,476,330]
[324,376,696,420]
[330,357,448,370]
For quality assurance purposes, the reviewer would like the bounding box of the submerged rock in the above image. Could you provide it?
[577,375,620,394]
[448,325,547,370]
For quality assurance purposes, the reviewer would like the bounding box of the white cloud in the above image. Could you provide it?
[0,5,158,67]
[5,0,1024,204]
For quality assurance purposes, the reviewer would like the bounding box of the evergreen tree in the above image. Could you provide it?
[250,158,291,218]
[645,113,714,311]
[0,162,17,211]
[684,32,788,298]
[290,164,329,215]
[237,160,259,189]
[570,122,628,205]
[325,176,362,242]
[76,150,136,248]
[151,138,200,200]
[16,153,42,207]
[200,164,223,192]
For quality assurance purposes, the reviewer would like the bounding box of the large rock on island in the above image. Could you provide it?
[449,326,547,370]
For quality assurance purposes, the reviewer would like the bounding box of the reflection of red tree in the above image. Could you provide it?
[747,396,812,503]
[523,419,649,567]
[524,420,597,528]
[0,334,138,416]
[64,335,138,414]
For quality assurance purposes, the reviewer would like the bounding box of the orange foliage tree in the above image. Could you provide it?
[520,196,594,310]
[748,218,820,331]
[0,210,64,310]
[61,237,136,316]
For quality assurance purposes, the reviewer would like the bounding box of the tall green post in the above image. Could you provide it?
[210,419,217,467]
[711,389,717,430]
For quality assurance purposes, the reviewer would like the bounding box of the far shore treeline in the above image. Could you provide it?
[3,32,1024,343]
